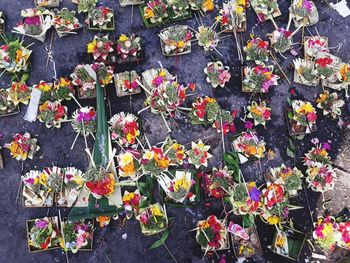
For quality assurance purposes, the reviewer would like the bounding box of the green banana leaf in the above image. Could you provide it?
[69,78,121,221]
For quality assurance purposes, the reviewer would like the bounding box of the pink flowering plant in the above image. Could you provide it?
[242,64,279,93]
[71,106,97,136]
[61,220,93,253]
[204,61,231,88]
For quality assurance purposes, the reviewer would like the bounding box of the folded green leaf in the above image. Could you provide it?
[149,229,169,249]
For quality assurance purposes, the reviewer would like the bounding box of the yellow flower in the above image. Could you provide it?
[15,49,23,62]
[199,220,210,229]
[151,205,163,217]
[173,175,190,192]
[119,34,129,42]
[39,173,48,187]
[123,192,135,203]
[267,215,280,225]
[38,82,51,92]
[177,41,185,48]
[235,5,244,13]
[202,0,214,12]
[87,40,97,53]
[159,70,166,77]
[144,8,155,19]
[237,0,246,5]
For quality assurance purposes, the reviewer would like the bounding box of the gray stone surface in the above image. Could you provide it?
[0,0,350,262]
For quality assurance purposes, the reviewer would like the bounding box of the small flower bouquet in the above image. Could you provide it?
[84,166,115,199]
[61,219,93,253]
[71,106,97,136]
[88,6,115,31]
[38,101,67,128]
[33,80,53,103]
[123,189,142,218]
[116,34,142,64]
[6,82,31,105]
[114,71,141,97]
[53,8,81,38]
[166,0,191,19]
[195,215,229,252]
[204,61,231,88]
[137,203,168,235]
[13,8,53,42]
[158,170,192,203]
[56,167,85,207]
[243,37,269,64]
[232,131,266,163]
[203,166,234,199]
[117,150,141,179]
[187,140,213,169]
[159,25,193,56]
[140,0,169,28]
[22,170,54,207]
[71,63,113,99]
[230,182,261,215]
[212,109,236,135]
[304,36,328,59]
[77,0,97,13]
[293,58,319,86]
[189,0,214,12]
[0,11,5,34]
[268,28,293,53]
[44,166,64,194]
[218,0,247,32]
[5,133,39,161]
[34,0,60,7]
[242,64,279,93]
[0,39,32,74]
[338,63,350,84]
[286,100,317,135]
[316,90,345,119]
[251,0,281,22]
[290,0,319,27]
[163,139,186,165]
[268,164,303,197]
[196,25,219,52]
[144,75,191,118]
[306,163,336,193]
[260,182,289,225]
[247,100,271,127]
[140,147,170,176]
[303,144,332,166]
[87,35,114,63]
[190,96,219,125]
[109,112,140,147]
[315,52,341,81]
[0,89,20,117]
[27,217,60,252]
[313,216,339,251]
[52,77,75,101]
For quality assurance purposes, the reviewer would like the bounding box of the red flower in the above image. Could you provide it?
[262,109,271,120]
[307,112,317,122]
[315,57,333,68]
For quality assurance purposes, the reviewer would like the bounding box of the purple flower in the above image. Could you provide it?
[24,178,34,184]
[24,16,41,26]
[282,206,289,218]
[153,76,164,87]
[244,121,253,130]
[35,219,49,229]
[302,0,313,12]
[322,142,331,151]
[249,187,261,202]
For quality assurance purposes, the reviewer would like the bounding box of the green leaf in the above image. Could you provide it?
[287,112,293,120]
[296,134,305,140]
[149,229,169,249]
[224,151,240,182]
[287,97,292,105]
[286,147,295,158]
[288,138,295,150]
[242,214,255,228]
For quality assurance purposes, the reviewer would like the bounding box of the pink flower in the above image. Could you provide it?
[307,112,317,122]
[245,121,253,129]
